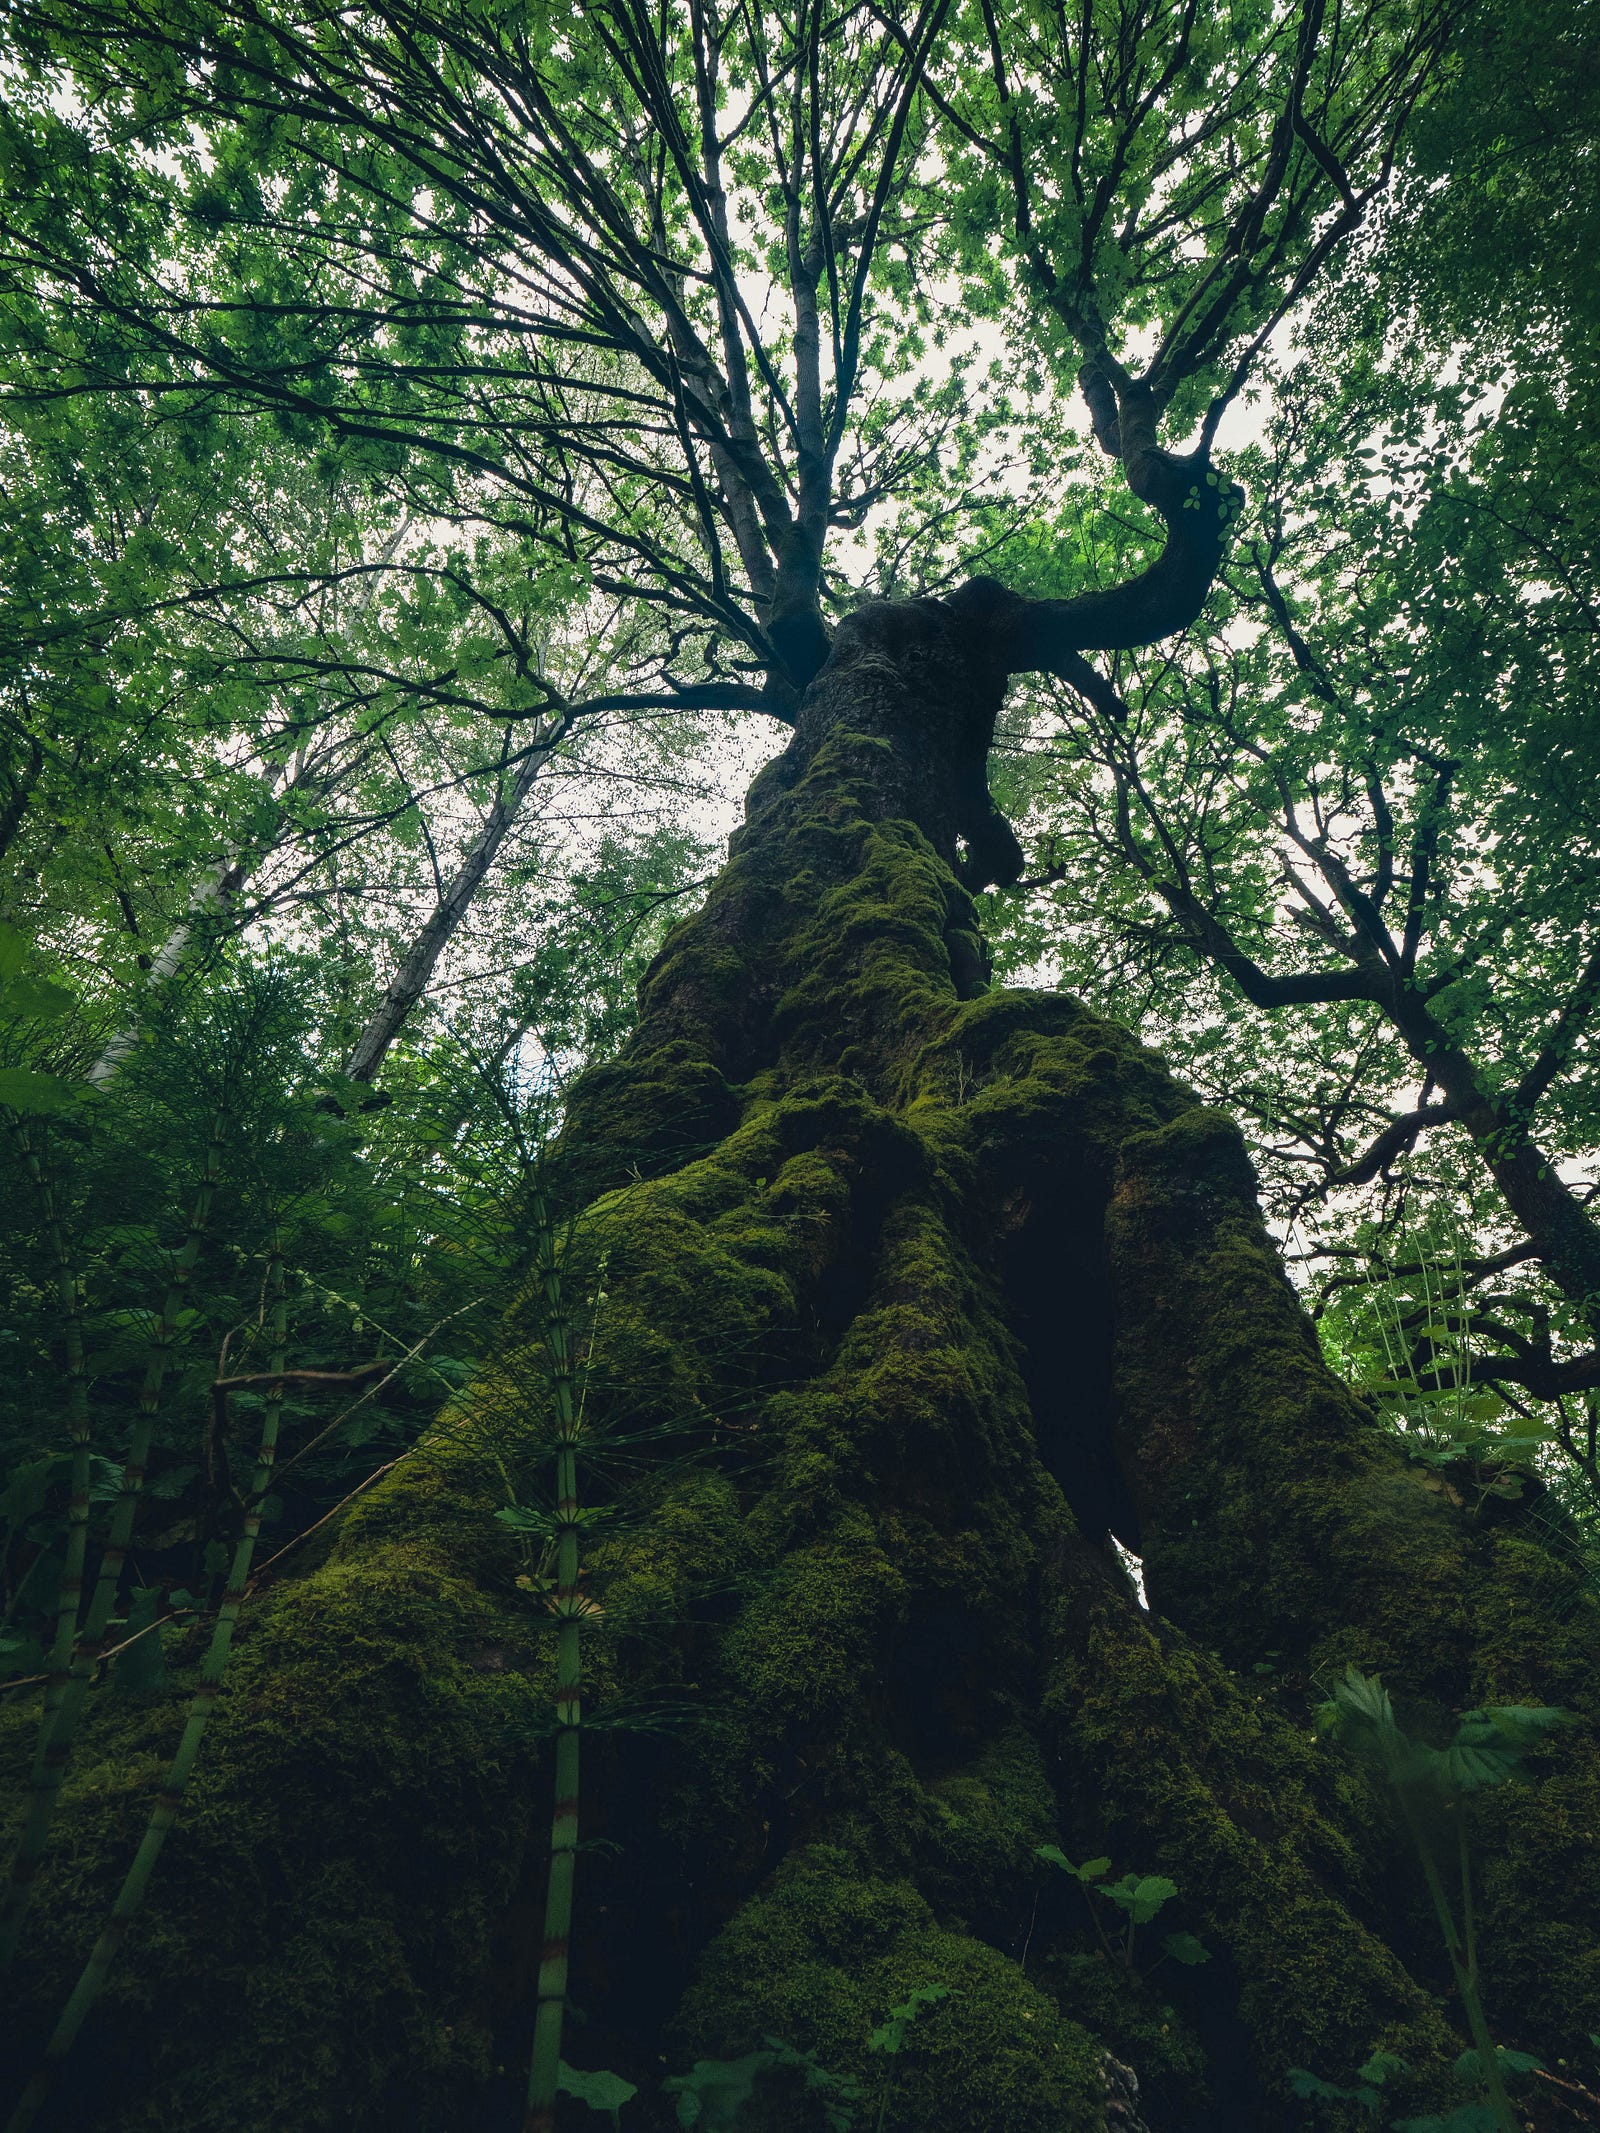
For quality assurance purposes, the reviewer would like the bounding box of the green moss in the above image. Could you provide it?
[2,1442,549,2131]
[1041,1952,1209,2124]
[671,1844,1110,2132]
[1037,1545,1462,2102]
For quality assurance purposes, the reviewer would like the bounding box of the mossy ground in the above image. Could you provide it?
[5,722,1597,2130]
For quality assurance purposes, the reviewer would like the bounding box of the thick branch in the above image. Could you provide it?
[997,400,1244,670]
[1328,1102,1455,1186]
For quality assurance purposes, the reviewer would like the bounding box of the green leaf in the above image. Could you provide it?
[1160,1931,1210,1965]
[0,1456,60,1527]
[1356,2051,1408,2086]
[0,1634,48,1680]
[1452,2047,1543,2082]
[0,1066,78,1113]
[1286,2067,1379,2110]
[868,1982,949,2057]
[558,2062,637,2127]
[1034,1843,1067,1866]
[1035,1843,1093,1875]
[2,975,75,1020]
[1437,1704,1572,1791]
[1100,1872,1177,1924]
[664,2052,776,2130]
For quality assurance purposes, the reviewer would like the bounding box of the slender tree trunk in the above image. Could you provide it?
[342,731,562,1085]
[86,851,257,1085]
[6,596,1597,2133]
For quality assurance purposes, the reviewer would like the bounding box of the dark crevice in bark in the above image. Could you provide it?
[999,1180,1137,1559]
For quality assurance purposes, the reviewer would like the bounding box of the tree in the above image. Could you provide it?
[980,6,1600,1424]
[4,3,1598,2131]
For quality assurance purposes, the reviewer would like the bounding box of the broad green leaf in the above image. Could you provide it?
[1100,1872,1177,1923]
[0,1455,60,1526]
[0,1066,77,1113]
[1453,2047,1543,2082]
[558,2062,637,2127]
[663,2051,775,2131]
[1352,2050,1410,2089]
[2,975,75,1020]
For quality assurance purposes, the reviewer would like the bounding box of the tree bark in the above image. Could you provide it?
[5,601,1597,2133]
[342,730,561,1085]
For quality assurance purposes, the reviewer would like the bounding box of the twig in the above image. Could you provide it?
[0,1611,178,1697]
[212,1364,389,1391]
[246,1461,402,1588]
[267,1302,478,1491]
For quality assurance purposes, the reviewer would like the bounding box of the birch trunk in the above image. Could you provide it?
[341,726,564,1085]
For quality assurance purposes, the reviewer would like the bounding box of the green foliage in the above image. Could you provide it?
[1289,2042,1544,2131]
[1316,1669,1570,2131]
[0,2,1594,2125]
[557,2060,638,2129]
[1316,1667,1573,1802]
[866,1982,949,2057]
[663,2038,861,2132]
[1035,1847,1208,1972]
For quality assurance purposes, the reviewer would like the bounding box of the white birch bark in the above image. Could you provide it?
[342,719,565,1084]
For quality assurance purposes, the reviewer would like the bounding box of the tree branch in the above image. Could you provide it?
[1328,1102,1455,1187]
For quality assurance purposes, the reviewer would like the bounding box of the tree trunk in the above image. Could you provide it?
[5,593,1598,2132]
[342,725,564,1085]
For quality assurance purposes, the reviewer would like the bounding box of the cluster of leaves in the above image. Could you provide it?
[570,1983,949,2133]
[662,2036,864,2133]
[1289,2043,1546,2132]
[1311,1668,1571,2133]
[1035,1846,1209,1974]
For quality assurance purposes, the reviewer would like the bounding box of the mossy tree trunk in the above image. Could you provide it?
[5,584,1598,2132]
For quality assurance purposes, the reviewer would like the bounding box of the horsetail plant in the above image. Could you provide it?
[0,1101,232,1968]
[505,1172,603,2133]
[4,1240,290,2133]
[1316,1667,1572,2133]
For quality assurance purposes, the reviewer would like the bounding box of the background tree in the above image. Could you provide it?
[980,0,1600,1520]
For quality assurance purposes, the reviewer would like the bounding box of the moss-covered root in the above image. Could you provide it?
[671,1846,1113,2133]
[0,1446,549,2133]
[1039,1538,1466,2123]
[1101,1104,1580,1687]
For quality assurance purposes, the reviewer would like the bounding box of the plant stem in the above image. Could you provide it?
[0,1109,228,1970]
[4,1240,290,2133]
[525,1183,583,2133]
[1400,1798,1517,2133]
[1456,1817,1518,2131]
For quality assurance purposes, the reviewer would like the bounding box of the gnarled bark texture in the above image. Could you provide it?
[5,592,1598,2132]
